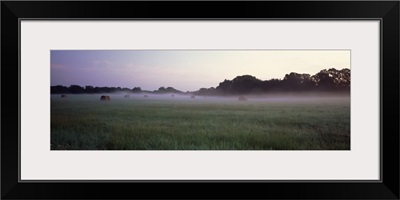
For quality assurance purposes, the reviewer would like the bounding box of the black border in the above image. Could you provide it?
[2,1,399,199]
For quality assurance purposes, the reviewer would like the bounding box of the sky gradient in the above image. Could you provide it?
[51,50,350,91]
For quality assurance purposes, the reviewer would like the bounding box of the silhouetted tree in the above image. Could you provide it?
[132,87,142,93]
[69,85,84,94]
[232,75,263,94]
[282,73,314,91]
[154,86,183,94]
[51,85,69,94]
[336,68,351,89]
[85,85,95,93]
[312,68,350,91]
[194,87,217,96]
[216,79,234,94]
[262,79,283,92]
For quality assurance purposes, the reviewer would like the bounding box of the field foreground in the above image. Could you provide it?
[51,94,350,150]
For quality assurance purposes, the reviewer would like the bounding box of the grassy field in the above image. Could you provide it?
[51,94,350,150]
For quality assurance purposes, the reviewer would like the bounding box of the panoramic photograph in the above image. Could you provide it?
[51,50,350,150]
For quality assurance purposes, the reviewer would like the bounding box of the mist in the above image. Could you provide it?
[53,92,350,105]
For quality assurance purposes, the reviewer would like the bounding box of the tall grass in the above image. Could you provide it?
[51,94,350,150]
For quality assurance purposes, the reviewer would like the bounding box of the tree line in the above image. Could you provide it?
[51,68,350,95]
[195,68,350,95]
[51,85,184,94]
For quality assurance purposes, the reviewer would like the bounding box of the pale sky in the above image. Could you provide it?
[51,50,350,92]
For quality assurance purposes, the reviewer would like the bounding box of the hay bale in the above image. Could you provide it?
[100,95,110,101]
[61,94,67,98]
[238,96,247,101]
[124,94,130,98]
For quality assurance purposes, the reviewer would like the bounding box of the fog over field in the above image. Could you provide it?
[51,93,350,150]
[53,93,350,104]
